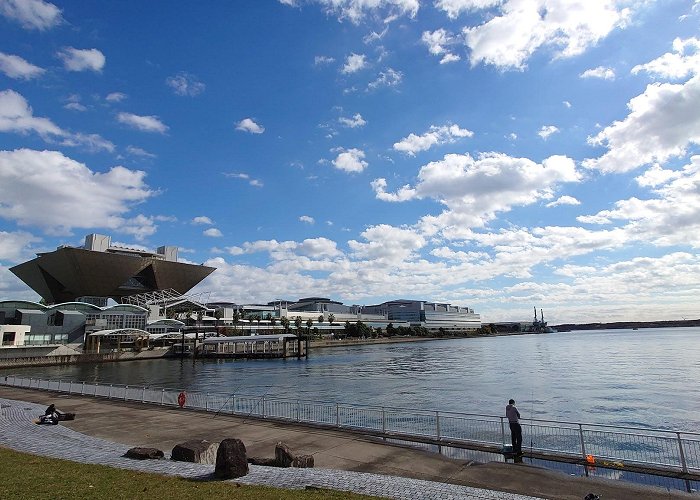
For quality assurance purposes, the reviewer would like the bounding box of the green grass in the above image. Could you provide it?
[0,447,379,500]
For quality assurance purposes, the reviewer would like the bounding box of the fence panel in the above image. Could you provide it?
[585,429,683,468]
[384,409,436,438]
[439,414,502,445]
[339,405,382,431]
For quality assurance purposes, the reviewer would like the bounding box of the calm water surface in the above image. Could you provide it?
[8,328,699,432]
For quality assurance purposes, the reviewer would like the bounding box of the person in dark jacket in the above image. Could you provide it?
[44,404,56,416]
[506,399,522,456]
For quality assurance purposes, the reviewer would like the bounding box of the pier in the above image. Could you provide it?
[201,333,308,359]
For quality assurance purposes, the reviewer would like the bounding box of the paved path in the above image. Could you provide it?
[0,397,539,500]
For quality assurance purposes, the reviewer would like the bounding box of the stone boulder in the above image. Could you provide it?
[124,447,164,460]
[171,439,219,464]
[292,454,314,468]
[248,456,279,466]
[274,441,295,467]
[215,438,248,479]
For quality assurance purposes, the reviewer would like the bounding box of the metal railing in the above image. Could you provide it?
[2,374,699,481]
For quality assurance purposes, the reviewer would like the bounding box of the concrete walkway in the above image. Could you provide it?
[0,387,694,500]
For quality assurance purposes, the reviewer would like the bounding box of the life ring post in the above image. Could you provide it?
[177,391,186,408]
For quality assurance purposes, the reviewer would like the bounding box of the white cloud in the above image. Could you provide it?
[632,37,700,80]
[0,230,40,263]
[367,68,402,90]
[332,148,368,173]
[166,72,205,96]
[299,215,315,224]
[584,75,700,173]
[463,1,631,70]
[349,224,425,264]
[193,216,214,225]
[563,100,571,108]
[57,47,105,72]
[546,195,580,208]
[224,172,264,187]
[538,125,559,139]
[435,0,500,19]
[0,90,113,151]
[0,89,63,138]
[64,102,87,112]
[117,112,168,134]
[421,29,460,64]
[0,149,155,236]
[0,52,45,79]
[235,118,265,134]
[314,55,335,65]
[0,0,62,30]
[375,152,580,234]
[393,124,474,156]
[338,113,366,128]
[106,92,127,102]
[341,53,367,74]
[310,0,419,24]
[363,27,388,44]
[126,145,155,158]
[580,66,615,80]
[203,228,223,237]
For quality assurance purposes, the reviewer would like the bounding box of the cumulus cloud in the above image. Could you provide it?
[546,195,580,208]
[374,152,580,234]
[0,230,40,263]
[367,68,402,90]
[394,124,474,156]
[349,224,425,263]
[0,52,45,79]
[421,29,461,64]
[463,1,631,70]
[57,47,105,72]
[299,215,315,224]
[166,72,205,96]
[584,75,700,173]
[435,0,500,19]
[0,90,113,151]
[301,0,418,24]
[580,66,615,80]
[0,149,155,236]
[332,148,368,173]
[117,112,168,134]
[193,216,214,225]
[106,92,127,102]
[338,113,366,128]
[632,37,700,80]
[314,55,335,65]
[235,118,265,134]
[341,53,367,74]
[538,125,559,139]
[203,228,223,237]
[0,0,62,30]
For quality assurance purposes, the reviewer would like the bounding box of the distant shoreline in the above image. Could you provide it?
[552,319,700,332]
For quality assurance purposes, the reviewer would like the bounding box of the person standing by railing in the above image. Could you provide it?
[506,398,522,459]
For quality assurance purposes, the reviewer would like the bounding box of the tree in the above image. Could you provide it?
[280,316,290,334]
[386,322,395,337]
[214,309,222,334]
[269,315,277,333]
[328,313,335,325]
[232,310,240,332]
[294,316,303,333]
[254,314,262,334]
[306,318,313,337]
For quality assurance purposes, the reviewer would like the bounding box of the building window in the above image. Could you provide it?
[2,332,15,346]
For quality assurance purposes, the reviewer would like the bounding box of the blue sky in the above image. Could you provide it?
[2,0,700,323]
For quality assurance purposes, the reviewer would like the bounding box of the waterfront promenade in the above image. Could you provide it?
[0,387,692,500]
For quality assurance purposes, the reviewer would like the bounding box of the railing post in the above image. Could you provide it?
[579,423,587,458]
[160,388,165,405]
[81,381,85,395]
[108,384,112,399]
[297,400,300,422]
[676,432,688,473]
[500,417,505,446]
[261,395,265,418]
[124,385,128,401]
[382,407,386,434]
[205,393,209,412]
[336,403,340,427]
[231,394,235,414]
[142,387,146,403]
[436,411,442,455]
[68,380,72,394]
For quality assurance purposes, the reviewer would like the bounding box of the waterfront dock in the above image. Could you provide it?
[0,386,693,500]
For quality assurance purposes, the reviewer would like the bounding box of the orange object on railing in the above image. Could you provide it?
[586,454,595,465]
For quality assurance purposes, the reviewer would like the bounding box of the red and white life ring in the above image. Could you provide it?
[177,391,186,408]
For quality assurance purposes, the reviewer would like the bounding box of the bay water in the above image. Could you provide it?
[7,327,699,432]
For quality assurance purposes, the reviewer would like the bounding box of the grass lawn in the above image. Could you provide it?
[0,447,380,500]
